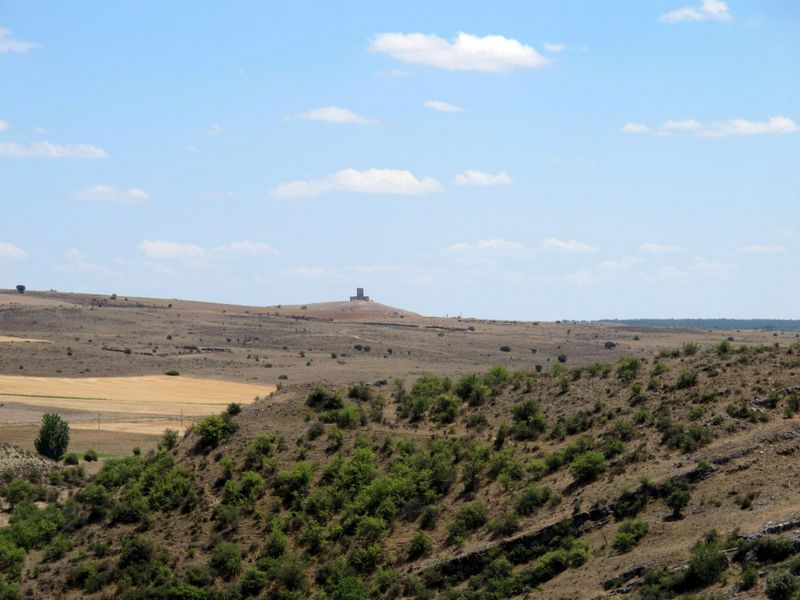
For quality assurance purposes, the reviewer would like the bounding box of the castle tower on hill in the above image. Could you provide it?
[349,288,370,301]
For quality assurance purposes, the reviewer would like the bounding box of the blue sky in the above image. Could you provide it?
[1,1,798,320]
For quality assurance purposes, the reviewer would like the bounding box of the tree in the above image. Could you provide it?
[15,285,25,294]
[34,413,70,460]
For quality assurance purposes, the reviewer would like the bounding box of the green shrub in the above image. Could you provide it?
[408,531,433,560]
[570,451,606,482]
[0,538,25,581]
[716,339,732,356]
[677,370,699,389]
[682,342,699,356]
[455,373,489,406]
[209,541,242,579]
[683,531,727,589]
[511,399,547,440]
[484,365,510,390]
[766,572,799,600]
[738,564,758,590]
[331,576,368,600]
[488,512,520,538]
[307,385,344,410]
[76,483,112,520]
[0,582,21,600]
[664,479,691,518]
[617,357,642,383]
[431,394,459,424]
[264,527,288,558]
[515,484,551,516]
[83,449,98,462]
[35,413,70,460]
[448,502,488,541]
[63,453,79,465]
[194,414,235,450]
[239,566,268,596]
[612,519,648,552]
[245,433,276,469]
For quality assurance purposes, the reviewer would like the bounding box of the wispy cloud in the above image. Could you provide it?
[621,123,649,134]
[639,243,687,254]
[0,120,9,132]
[74,185,151,204]
[660,0,732,23]
[56,249,108,274]
[424,100,463,113]
[0,28,40,53]
[543,43,567,53]
[541,238,599,254]
[0,141,109,159]
[138,240,277,260]
[270,168,442,199]
[737,244,786,255]
[441,239,526,257]
[0,242,26,260]
[622,116,798,137]
[208,124,224,136]
[292,106,378,125]
[369,32,547,73]
[453,170,511,187]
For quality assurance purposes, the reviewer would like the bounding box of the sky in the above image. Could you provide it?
[1,0,798,321]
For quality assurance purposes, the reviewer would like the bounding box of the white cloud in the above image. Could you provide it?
[270,168,442,199]
[201,190,234,199]
[0,120,9,132]
[543,43,567,53]
[702,116,798,137]
[0,141,108,159]
[599,256,644,270]
[660,0,732,23]
[208,124,224,136]
[0,28,40,53]
[138,240,206,259]
[624,116,798,137]
[639,243,687,254]
[137,240,277,260]
[541,238,599,254]
[0,242,26,260]
[662,119,702,131]
[738,244,786,255]
[622,123,649,134]
[441,239,526,256]
[293,106,378,124]
[74,185,151,204]
[215,241,278,256]
[57,248,106,274]
[453,170,512,187]
[423,100,463,113]
[369,32,547,73]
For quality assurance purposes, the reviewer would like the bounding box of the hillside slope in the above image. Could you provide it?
[2,340,800,598]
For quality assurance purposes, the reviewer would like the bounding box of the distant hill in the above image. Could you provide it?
[601,318,800,331]
[270,299,419,320]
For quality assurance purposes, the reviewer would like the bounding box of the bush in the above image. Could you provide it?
[209,541,242,579]
[617,357,642,382]
[239,567,268,596]
[455,373,489,407]
[307,385,344,410]
[0,537,25,580]
[570,451,606,482]
[448,502,488,541]
[766,572,799,600]
[34,413,70,460]
[515,484,552,516]
[664,479,691,518]
[677,370,699,389]
[161,429,179,450]
[194,414,235,450]
[511,399,547,440]
[683,531,727,589]
[431,394,459,424]
[408,531,433,559]
[716,339,732,356]
[612,519,648,552]
[63,453,79,465]
[331,577,368,600]
[83,449,98,462]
